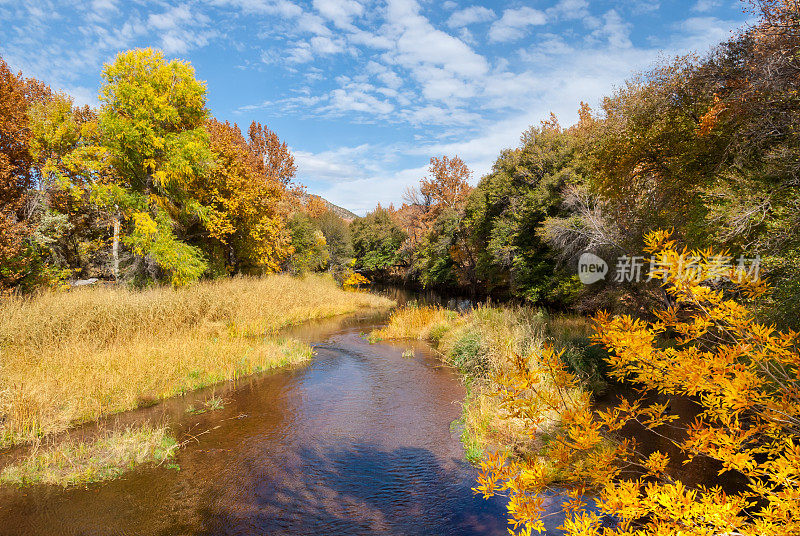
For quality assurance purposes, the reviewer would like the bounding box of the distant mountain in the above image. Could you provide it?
[302,193,358,222]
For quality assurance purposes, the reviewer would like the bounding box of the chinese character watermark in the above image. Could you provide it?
[578,252,761,285]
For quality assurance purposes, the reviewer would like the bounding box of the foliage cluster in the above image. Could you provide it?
[352,1,800,329]
[477,230,799,536]
[0,48,355,291]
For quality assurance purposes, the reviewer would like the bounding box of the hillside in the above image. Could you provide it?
[302,193,358,222]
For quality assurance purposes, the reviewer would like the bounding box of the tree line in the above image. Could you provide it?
[0,48,354,292]
[350,0,800,329]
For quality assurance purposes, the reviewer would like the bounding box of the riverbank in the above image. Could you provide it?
[1,425,178,487]
[0,275,393,461]
[372,305,601,461]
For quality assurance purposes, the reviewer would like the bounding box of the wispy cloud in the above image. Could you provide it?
[488,7,547,43]
[0,0,748,213]
[447,6,496,28]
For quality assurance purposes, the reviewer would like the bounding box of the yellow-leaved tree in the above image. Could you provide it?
[476,230,799,536]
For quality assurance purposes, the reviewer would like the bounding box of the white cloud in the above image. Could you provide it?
[63,85,100,107]
[631,1,660,15]
[365,61,403,89]
[297,11,333,36]
[313,0,364,29]
[373,0,489,106]
[590,10,633,49]
[207,0,302,17]
[326,83,395,115]
[310,35,345,54]
[286,41,314,63]
[675,16,738,49]
[692,0,722,12]
[146,4,216,54]
[546,0,591,22]
[87,0,118,23]
[446,6,495,29]
[488,7,547,43]
[295,145,371,182]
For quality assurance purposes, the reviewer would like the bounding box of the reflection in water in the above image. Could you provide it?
[0,312,529,535]
[370,284,476,312]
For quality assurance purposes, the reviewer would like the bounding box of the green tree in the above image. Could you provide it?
[98,48,212,286]
[285,212,329,274]
[313,209,353,274]
[471,119,585,304]
[351,207,406,276]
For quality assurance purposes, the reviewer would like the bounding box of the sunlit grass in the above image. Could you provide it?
[0,274,393,447]
[186,395,225,415]
[0,424,178,487]
[375,305,594,458]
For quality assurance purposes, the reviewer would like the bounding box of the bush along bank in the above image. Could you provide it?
[0,274,393,486]
[372,304,606,462]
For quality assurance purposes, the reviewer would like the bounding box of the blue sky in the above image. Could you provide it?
[1,0,749,214]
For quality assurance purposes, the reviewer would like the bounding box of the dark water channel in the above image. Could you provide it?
[0,310,540,536]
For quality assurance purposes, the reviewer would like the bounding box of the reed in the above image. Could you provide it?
[375,305,593,457]
[0,274,392,447]
[0,424,177,486]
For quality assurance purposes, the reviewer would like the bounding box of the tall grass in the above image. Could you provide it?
[375,305,597,458]
[0,274,392,447]
[0,424,177,486]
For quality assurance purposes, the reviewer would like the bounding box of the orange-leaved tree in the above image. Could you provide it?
[476,229,798,536]
[192,118,292,274]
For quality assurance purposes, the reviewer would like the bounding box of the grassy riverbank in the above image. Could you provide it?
[0,274,392,450]
[374,305,600,461]
[1,425,178,487]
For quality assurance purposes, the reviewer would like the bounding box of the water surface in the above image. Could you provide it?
[0,312,519,535]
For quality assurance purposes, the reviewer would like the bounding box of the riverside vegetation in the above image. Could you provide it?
[373,306,601,463]
[378,231,799,536]
[1,425,178,487]
[0,0,798,534]
[0,275,392,485]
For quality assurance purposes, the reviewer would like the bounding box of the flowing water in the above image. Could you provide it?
[0,310,549,536]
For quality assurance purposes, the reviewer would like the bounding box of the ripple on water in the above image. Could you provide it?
[0,313,518,535]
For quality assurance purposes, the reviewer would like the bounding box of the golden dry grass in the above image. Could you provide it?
[0,424,177,486]
[376,305,591,458]
[0,274,392,447]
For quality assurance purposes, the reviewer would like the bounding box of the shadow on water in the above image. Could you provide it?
[196,443,507,536]
[369,284,476,312]
[0,309,534,535]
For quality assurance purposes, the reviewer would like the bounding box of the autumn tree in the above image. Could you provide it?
[248,121,297,187]
[189,118,292,274]
[688,2,800,327]
[477,230,798,536]
[98,48,212,286]
[420,155,472,213]
[404,155,472,241]
[27,94,115,279]
[0,57,36,289]
[0,57,54,289]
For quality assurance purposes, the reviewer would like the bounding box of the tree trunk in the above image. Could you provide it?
[112,216,120,282]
